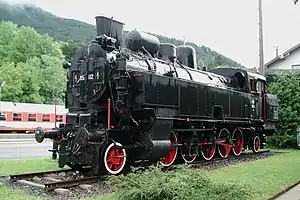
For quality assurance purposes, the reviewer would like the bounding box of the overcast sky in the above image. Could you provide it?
[5,0,300,68]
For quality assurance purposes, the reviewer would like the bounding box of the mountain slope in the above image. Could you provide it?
[0,2,96,42]
[0,1,244,68]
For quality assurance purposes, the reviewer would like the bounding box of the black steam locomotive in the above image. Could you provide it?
[35,16,278,175]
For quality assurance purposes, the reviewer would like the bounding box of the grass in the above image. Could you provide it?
[84,195,114,200]
[208,149,300,199]
[1,150,300,200]
[108,165,259,200]
[0,184,45,200]
[0,158,59,176]
[0,157,60,200]
[105,149,300,200]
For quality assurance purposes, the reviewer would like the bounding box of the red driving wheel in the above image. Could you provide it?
[231,128,244,156]
[160,131,178,167]
[103,142,127,175]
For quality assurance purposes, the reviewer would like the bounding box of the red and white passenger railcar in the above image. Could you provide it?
[0,101,68,133]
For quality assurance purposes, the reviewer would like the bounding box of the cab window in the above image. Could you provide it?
[249,78,257,92]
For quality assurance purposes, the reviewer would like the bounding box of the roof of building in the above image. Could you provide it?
[265,42,300,68]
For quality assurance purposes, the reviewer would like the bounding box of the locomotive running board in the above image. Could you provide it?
[173,128,214,132]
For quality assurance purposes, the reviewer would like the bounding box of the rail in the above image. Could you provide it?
[10,169,73,181]
[44,176,105,191]
[8,168,106,192]
[192,149,271,165]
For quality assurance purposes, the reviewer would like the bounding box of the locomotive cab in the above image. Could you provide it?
[247,72,278,134]
[209,67,278,134]
[247,71,267,119]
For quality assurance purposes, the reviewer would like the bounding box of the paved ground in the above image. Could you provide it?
[275,184,300,200]
[0,133,35,139]
[0,134,52,160]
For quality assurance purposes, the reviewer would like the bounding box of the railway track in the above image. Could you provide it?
[191,149,271,166]
[6,149,274,195]
[9,168,107,193]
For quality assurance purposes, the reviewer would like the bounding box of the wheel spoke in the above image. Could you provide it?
[103,142,127,175]
[232,128,244,156]
[200,136,216,161]
[181,138,198,164]
[181,152,197,163]
[217,128,231,158]
[159,131,178,167]
[252,136,260,153]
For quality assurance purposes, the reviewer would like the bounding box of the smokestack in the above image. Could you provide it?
[95,16,124,44]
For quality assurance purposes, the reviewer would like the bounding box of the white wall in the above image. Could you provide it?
[266,48,300,71]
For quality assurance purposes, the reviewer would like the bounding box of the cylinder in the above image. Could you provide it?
[88,130,106,142]
[125,30,160,56]
[95,16,124,42]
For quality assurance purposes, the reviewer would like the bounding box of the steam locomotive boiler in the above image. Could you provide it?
[35,16,278,175]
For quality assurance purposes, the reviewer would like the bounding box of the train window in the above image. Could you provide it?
[13,113,22,121]
[234,72,246,89]
[249,78,257,92]
[0,112,6,121]
[257,80,265,95]
[249,79,254,91]
[56,115,63,122]
[28,113,37,121]
[42,114,50,122]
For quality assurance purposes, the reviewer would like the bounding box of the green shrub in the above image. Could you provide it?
[268,71,300,148]
[109,165,259,200]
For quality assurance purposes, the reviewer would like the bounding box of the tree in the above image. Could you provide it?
[0,22,64,64]
[26,56,66,104]
[268,71,300,148]
[60,40,80,61]
[34,55,66,104]
[0,21,66,104]
[0,62,23,102]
